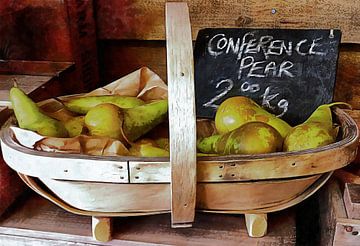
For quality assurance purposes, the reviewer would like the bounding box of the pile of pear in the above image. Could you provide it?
[9,86,170,157]
[197,96,347,155]
[9,86,346,158]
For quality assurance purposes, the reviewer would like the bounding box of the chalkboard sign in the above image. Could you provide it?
[194,28,341,125]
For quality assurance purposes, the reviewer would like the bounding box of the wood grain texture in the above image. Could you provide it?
[0,156,26,216]
[166,2,197,227]
[196,175,320,211]
[97,40,167,85]
[0,74,53,106]
[344,183,360,220]
[0,60,74,76]
[245,213,267,238]
[334,46,360,109]
[40,178,170,213]
[333,218,360,246]
[26,173,323,214]
[0,194,296,245]
[1,128,128,183]
[0,0,73,61]
[65,0,99,92]
[95,0,360,43]
[318,178,348,246]
[92,217,112,242]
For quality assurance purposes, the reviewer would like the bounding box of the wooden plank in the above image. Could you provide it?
[166,2,197,227]
[0,157,26,216]
[65,0,99,92]
[0,0,73,61]
[0,74,53,106]
[97,40,166,84]
[318,178,348,246]
[333,218,360,246]
[196,175,319,211]
[0,194,296,245]
[1,132,128,183]
[32,173,322,214]
[344,183,360,220]
[0,60,74,76]
[91,217,112,242]
[95,0,360,43]
[129,161,170,183]
[245,213,267,237]
[334,47,360,109]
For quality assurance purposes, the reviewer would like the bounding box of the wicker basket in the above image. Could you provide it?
[0,2,359,242]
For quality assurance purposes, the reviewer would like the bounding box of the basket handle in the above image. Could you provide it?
[165,2,197,228]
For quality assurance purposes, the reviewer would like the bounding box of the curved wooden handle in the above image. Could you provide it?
[166,2,197,228]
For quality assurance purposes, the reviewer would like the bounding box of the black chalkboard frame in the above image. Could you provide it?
[194,28,341,125]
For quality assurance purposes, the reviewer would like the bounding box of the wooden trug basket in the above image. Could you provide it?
[0,3,359,242]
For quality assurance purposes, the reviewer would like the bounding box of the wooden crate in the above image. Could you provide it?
[319,178,360,246]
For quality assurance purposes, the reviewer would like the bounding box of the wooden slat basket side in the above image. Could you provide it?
[16,171,332,217]
[1,107,358,183]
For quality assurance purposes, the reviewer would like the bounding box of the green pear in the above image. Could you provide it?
[84,103,124,140]
[64,116,86,137]
[283,102,349,152]
[64,95,145,114]
[10,87,68,137]
[197,121,283,155]
[123,100,168,142]
[215,96,291,138]
[154,137,169,151]
[129,144,169,157]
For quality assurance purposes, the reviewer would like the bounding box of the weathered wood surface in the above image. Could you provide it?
[344,183,360,220]
[20,172,323,215]
[333,218,360,246]
[0,74,53,107]
[0,157,26,216]
[317,178,360,246]
[91,216,112,242]
[0,0,73,61]
[334,47,360,110]
[1,130,129,183]
[64,0,99,92]
[166,2,197,228]
[245,213,267,238]
[0,193,297,245]
[95,0,360,43]
[0,60,74,76]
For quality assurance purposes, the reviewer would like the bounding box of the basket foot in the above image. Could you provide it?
[92,216,112,242]
[245,213,267,238]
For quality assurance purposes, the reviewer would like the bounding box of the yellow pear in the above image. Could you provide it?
[215,96,291,138]
[129,144,169,157]
[197,121,283,155]
[10,87,68,137]
[84,103,124,140]
[64,116,86,137]
[283,102,349,152]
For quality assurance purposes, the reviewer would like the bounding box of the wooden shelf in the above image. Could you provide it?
[0,192,296,245]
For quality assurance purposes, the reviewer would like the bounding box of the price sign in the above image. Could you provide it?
[194,28,341,125]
